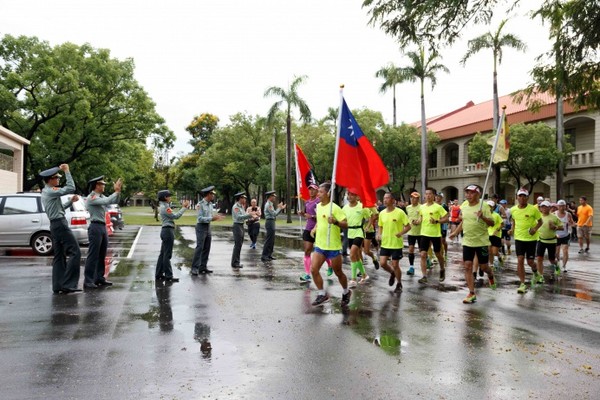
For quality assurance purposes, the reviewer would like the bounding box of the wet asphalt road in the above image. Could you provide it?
[1,225,599,400]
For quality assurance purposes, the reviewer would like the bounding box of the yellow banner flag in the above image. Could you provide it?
[493,113,510,163]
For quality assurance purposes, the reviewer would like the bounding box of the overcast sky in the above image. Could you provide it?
[2,0,551,154]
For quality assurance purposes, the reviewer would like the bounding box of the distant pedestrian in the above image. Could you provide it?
[191,186,224,275]
[261,191,286,262]
[40,164,82,294]
[155,190,190,282]
[448,184,496,304]
[83,176,122,289]
[310,182,351,307]
[246,198,261,249]
[576,196,593,254]
[509,188,543,294]
[231,192,257,269]
[377,192,411,293]
[554,199,574,273]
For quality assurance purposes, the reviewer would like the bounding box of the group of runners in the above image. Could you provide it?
[298,182,593,306]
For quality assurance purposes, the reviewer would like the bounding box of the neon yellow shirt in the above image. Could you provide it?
[460,200,492,247]
[314,202,346,250]
[487,212,503,238]
[343,202,371,239]
[378,207,409,249]
[510,204,542,242]
[538,213,562,244]
[405,204,421,236]
[419,202,447,237]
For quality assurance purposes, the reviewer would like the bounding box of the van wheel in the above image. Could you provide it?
[32,232,53,256]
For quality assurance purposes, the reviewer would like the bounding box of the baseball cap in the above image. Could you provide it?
[308,183,319,190]
[465,184,481,194]
[499,199,507,204]
[537,196,544,202]
[557,199,566,206]
[410,192,420,198]
[486,200,495,207]
[540,200,551,207]
[517,188,529,196]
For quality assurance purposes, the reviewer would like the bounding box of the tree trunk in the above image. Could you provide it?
[492,65,501,195]
[286,114,292,223]
[420,86,428,199]
[393,85,397,127]
[271,130,276,191]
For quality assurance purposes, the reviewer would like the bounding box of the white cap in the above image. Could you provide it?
[487,200,495,207]
[540,200,551,207]
[517,188,529,196]
[557,199,566,206]
[537,196,544,202]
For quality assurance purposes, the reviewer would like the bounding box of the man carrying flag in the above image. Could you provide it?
[334,98,389,208]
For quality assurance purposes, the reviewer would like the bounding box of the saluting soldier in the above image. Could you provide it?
[191,186,224,275]
[231,192,256,268]
[156,190,190,282]
[261,190,286,262]
[83,176,122,289]
[40,164,82,294]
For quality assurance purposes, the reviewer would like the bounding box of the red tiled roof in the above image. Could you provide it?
[415,92,582,140]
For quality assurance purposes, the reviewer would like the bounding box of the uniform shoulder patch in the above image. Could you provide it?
[90,195,97,200]
[234,207,239,212]
[52,187,60,191]
[167,208,173,214]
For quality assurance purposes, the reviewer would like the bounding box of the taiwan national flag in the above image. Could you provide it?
[295,143,318,201]
[335,98,389,207]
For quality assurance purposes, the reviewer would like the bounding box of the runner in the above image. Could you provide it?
[449,199,461,245]
[377,192,411,293]
[554,199,575,273]
[448,184,496,303]
[435,193,449,262]
[416,188,449,284]
[536,200,563,281]
[362,206,380,271]
[405,191,422,276]
[508,188,543,294]
[343,191,373,287]
[298,184,321,282]
[500,199,512,255]
[486,200,504,270]
[310,182,351,307]
[576,196,593,254]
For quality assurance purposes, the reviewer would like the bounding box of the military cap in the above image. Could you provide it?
[265,190,276,197]
[200,185,216,196]
[87,175,106,191]
[234,191,247,199]
[39,166,62,181]
[157,190,171,201]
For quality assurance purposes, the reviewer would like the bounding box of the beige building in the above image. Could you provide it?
[421,92,597,233]
[0,126,30,193]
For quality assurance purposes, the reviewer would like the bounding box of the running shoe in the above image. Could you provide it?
[585,247,590,253]
[439,269,446,282]
[348,279,358,288]
[359,275,370,284]
[578,249,584,254]
[327,267,333,277]
[394,282,403,293]
[373,259,380,270]
[388,273,395,286]
[534,272,545,284]
[553,264,560,277]
[426,257,432,269]
[341,289,352,306]
[476,278,484,288]
[418,276,428,284]
[517,283,527,294]
[493,258,500,270]
[300,273,311,282]
[489,277,497,290]
[563,269,568,273]
[463,293,477,304]
[312,293,330,306]
[407,266,415,276]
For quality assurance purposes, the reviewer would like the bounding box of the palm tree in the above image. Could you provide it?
[375,63,405,126]
[397,46,449,197]
[461,19,527,193]
[264,75,312,223]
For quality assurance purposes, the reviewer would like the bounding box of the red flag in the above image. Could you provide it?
[335,98,389,207]
[295,143,318,201]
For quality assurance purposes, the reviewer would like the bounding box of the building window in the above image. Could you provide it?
[565,128,575,149]
[445,144,459,166]
[429,150,437,168]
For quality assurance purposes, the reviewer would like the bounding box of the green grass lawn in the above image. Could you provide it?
[121,206,305,227]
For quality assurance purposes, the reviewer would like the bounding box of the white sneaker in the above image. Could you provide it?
[359,275,370,284]
[348,280,358,288]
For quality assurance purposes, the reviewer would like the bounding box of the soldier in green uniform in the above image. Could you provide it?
[40,164,82,294]
[156,190,190,282]
[261,191,286,262]
[231,192,257,268]
[83,176,122,289]
[191,186,223,275]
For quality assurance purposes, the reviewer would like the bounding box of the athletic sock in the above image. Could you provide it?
[409,253,415,265]
[351,261,358,280]
[303,255,311,274]
[357,260,366,276]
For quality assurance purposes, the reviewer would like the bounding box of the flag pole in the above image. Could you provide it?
[293,139,303,235]
[327,85,345,245]
[480,106,506,211]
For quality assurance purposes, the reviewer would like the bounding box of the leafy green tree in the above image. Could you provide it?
[461,18,526,193]
[375,63,405,126]
[186,113,219,154]
[397,46,449,196]
[264,75,312,222]
[0,34,174,190]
